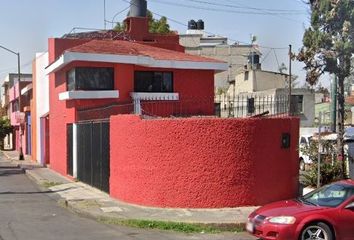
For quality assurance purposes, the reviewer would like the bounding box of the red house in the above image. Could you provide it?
[44,0,227,186]
[40,0,299,209]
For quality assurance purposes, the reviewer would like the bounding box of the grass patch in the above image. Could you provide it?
[98,217,244,233]
[41,181,63,188]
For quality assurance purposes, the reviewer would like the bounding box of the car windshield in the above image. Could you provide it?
[302,183,354,207]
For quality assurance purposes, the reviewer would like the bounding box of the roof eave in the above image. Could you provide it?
[45,51,228,74]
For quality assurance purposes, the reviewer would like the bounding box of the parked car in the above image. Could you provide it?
[246,180,354,240]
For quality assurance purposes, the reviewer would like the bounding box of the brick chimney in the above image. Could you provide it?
[124,0,149,41]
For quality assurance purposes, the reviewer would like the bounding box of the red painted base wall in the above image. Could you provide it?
[110,115,300,208]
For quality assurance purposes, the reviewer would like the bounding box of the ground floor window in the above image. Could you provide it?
[134,71,173,93]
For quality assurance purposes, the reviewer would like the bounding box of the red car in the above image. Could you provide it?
[246,180,354,240]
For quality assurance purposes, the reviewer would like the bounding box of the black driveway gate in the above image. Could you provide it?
[77,121,110,193]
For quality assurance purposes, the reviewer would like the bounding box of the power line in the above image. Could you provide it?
[121,0,290,50]
[182,0,306,13]
[149,0,306,16]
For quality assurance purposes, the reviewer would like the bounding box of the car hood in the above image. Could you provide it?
[254,199,327,217]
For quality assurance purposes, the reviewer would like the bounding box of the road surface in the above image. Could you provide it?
[0,156,254,240]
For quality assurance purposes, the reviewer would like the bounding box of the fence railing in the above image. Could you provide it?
[215,94,290,118]
[76,95,290,121]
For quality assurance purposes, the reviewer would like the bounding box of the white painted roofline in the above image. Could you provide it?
[45,52,228,75]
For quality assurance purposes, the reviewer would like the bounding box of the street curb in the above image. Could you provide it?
[23,167,251,232]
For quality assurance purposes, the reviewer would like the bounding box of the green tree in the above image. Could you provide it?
[114,11,171,34]
[0,118,12,150]
[297,0,354,178]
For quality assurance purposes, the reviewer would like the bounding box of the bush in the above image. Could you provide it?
[301,161,344,187]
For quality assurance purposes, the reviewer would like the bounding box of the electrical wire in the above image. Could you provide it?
[182,0,306,13]
[149,0,305,16]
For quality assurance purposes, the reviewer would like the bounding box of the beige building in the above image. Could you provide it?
[232,68,288,94]
[179,22,259,89]
[217,67,315,127]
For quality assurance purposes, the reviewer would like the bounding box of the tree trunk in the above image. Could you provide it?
[337,74,346,178]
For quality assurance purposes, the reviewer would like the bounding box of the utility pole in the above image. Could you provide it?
[17,52,24,160]
[0,45,24,160]
[288,44,292,115]
[104,0,107,30]
[330,75,337,132]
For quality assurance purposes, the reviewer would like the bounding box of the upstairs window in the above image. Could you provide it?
[291,95,304,114]
[134,71,173,93]
[67,67,114,91]
[244,71,249,81]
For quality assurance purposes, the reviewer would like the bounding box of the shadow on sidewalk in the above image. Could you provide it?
[0,186,80,195]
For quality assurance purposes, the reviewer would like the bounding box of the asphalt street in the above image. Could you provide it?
[0,155,254,240]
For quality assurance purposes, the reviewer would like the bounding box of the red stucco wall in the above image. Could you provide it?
[47,38,215,176]
[110,115,300,208]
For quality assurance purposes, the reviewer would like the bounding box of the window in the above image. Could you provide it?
[67,67,114,91]
[12,100,19,112]
[303,183,354,207]
[244,71,249,81]
[134,71,173,93]
[291,95,303,114]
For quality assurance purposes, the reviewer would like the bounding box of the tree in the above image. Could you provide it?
[0,106,12,150]
[114,10,171,34]
[297,0,354,178]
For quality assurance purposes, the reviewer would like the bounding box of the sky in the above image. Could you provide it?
[0,0,326,87]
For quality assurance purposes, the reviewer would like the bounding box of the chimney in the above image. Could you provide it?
[124,0,149,40]
[129,0,147,17]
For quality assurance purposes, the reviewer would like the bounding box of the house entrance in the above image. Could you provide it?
[67,120,110,193]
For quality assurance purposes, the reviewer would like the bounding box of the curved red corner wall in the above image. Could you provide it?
[110,115,299,208]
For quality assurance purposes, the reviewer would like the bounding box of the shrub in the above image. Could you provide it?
[301,161,344,187]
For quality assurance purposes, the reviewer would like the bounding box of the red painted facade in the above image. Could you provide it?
[110,115,300,208]
[47,37,215,176]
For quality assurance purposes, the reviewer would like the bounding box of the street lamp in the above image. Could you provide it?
[0,44,24,160]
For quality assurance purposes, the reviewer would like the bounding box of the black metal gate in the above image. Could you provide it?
[77,121,110,193]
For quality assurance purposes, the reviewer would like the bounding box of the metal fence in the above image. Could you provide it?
[76,95,290,121]
[215,94,289,118]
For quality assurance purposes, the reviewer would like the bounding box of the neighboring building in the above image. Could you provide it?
[220,60,315,127]
[1,73,32,151]
[232,65,288,94]
[31,52,50,165]
[179,20,259,89]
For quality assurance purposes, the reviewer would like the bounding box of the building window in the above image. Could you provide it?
[134,71,173,93]
[291,95,304,114]
[12,100,19,112]
[244,71,249,81]
[67,67,114,91]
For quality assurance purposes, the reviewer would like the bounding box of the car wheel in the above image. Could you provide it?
[300,158,305,171]
[300,222,333,240]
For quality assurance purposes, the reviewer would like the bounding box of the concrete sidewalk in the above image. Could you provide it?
[2,150,257,228]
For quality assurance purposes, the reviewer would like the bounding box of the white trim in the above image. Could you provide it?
[45,52,228,74]
[59,90,119,100]
[21,83,33,95]
[131,92,179,101]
